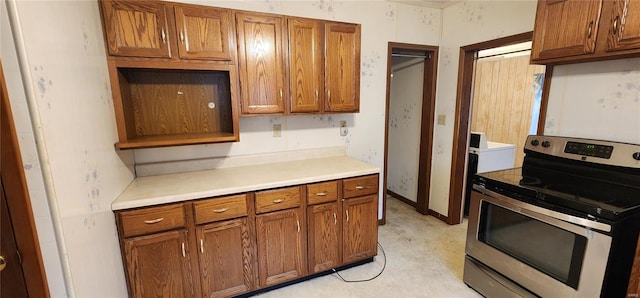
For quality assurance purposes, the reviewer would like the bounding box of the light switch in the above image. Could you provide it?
[273,124,281,137]
[437,114,446,125]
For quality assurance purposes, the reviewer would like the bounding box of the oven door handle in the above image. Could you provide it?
[476,186,612,233]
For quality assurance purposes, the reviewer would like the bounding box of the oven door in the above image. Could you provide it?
[465,187,612,298]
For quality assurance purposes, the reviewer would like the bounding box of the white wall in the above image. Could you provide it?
[431,0,537,215]
[544,58,640,143]
[387,57,425,202]
[3,0,442,296]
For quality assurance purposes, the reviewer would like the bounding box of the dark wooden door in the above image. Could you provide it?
[0,180,28,298]
[0,60,49,297]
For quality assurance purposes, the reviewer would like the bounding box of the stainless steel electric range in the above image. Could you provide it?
[464,135,640,298]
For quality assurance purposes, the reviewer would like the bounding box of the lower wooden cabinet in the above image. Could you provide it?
[116,174,378,297]
[256,208,306,287]
[123,230,197,298]
[307,202,340,273]
[197,218,254,298]
[342,194,378,264]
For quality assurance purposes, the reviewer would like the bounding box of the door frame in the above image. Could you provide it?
[0,60,50,296]
[446,31,554,225]
[382,42,438,224]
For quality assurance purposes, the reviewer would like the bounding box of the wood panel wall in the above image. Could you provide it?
[470,54,546,167]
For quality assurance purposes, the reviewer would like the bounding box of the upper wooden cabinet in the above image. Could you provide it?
[531,0,640,64]
[101,0,172,58]
[236,12,287,115]
[325,22,361,113]
[288,18,324,113]
[174,5,234,61]
[607,0,640,52]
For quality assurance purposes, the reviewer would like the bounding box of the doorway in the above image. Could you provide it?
[0,60,49,296]
[447,32,553,225]
[383,43,438,224]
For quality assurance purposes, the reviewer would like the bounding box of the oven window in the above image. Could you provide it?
[478,202,587,289]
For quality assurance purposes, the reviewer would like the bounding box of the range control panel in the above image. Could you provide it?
[525,135,640,168]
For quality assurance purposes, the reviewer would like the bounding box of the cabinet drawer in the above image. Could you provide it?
[307,181,338,205]
[255,186,301,214]
[120,204,186,238]
[343,175,378,199]
[194,194,247,225]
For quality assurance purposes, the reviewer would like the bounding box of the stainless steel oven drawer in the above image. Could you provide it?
[464,256,537,298]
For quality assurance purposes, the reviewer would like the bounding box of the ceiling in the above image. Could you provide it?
[387,0,460,9]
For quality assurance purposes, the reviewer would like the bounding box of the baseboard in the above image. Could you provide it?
[386,189,417,208]
[428,209,449,223]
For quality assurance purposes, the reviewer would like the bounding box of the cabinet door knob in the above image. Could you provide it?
[279,89,283,100]
[327,90,331,101]
[612,16,619,35]
[200,239,204,254]
[316,191,328,196]
[273,198,284,204]
[355,186,365,190]
[180,31,185,44]
[0,256,6,272]
[181,242,186,258]
[587,21,594,39]
[212,208,228,213]
[345,210,349,222]
[296,219,300,233]
[333,213,337,225]
[161,28,166,43]
[143,217,164,224]
[315,90,319,101]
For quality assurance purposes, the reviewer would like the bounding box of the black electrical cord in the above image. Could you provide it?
[332,242,386,282]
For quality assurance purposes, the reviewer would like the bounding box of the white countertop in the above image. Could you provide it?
[113,156,380,210]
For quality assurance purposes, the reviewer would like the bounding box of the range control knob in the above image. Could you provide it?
[531,139,540,146]
[633,152,640,161]
[542,141,551,148]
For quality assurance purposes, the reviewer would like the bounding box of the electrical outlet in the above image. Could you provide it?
[437,114,446,125]
[272,124,281,137]
[340,121,348,136]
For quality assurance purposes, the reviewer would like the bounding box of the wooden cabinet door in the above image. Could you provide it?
[100,0,171,58]
[531,0,603,62]
[342,194,378,264]
[256,208,305,287]
[123,230,196,298]
[325,22,360,112]
[307,202,340,273]
[607,0,640,52]
[236,12,286,114]
[288,18,323,113]
[197,218,254,298]
[174,5,234,61]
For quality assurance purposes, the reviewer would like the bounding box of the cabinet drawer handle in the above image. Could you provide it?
[181,242,186,258]
[200,239,204,254]
[296,219,300,233]
[612,16,619,35]
[355,186,365,190]
[333,213,337,225]
[161,28,166,43]
[316,191,328,196]
[346,210,349,222]
[143,217,164,224]
[273,198,285,204]
[587,21,594,39]
[212,208,228,213]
